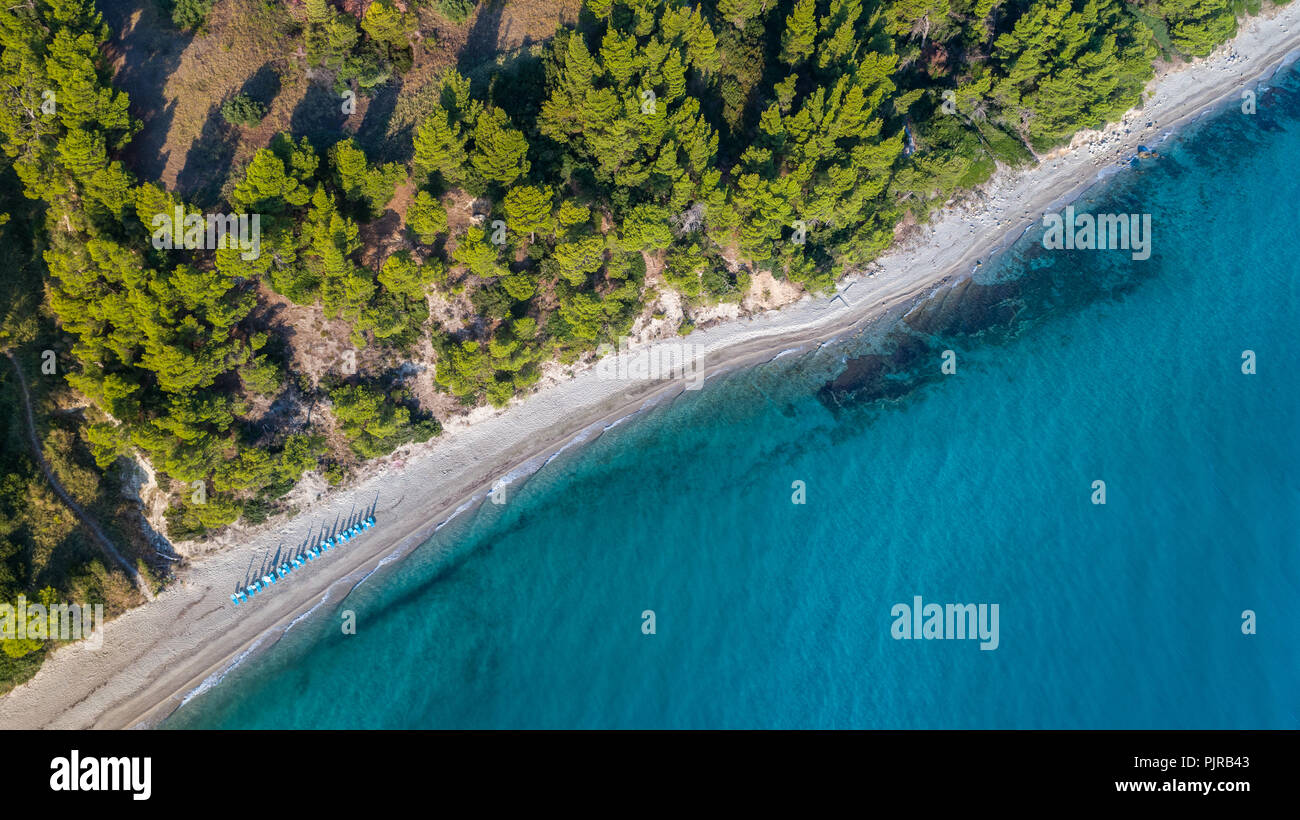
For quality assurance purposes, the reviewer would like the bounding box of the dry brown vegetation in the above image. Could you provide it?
[104,0,581,203]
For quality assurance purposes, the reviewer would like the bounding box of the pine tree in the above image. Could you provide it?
[469,107,530,187]
[304,0,332,25]
[330,383,419,458]
[378,250,428,300]
[503,185,554,241]
[1157,0,1236,57]
[231,148,310,213]
[413,105,468,186]
[329,138,370,201]
[452,226,504,278]
[555,200,592,233]
[991,0,1156,149]
[885,0,955,42]
[552,236,606,286]
[618,203,673,251]
[780,0,817,65]
[331,138,404,215]
[361,0,415,53]
[599,29,639,87]
[406,190,449,243]
[717,0,766,30]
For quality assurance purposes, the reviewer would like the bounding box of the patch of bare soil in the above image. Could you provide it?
[254,282,361,391]
[358,180,417,268]
[741,269,803,313]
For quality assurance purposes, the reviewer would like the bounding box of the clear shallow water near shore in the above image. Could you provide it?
[167,67,1300,729]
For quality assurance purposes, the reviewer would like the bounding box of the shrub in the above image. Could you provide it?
[431,0,477,23]
[171,0,214,31]
[221,94,268,127]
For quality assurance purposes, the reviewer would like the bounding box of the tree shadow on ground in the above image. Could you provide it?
[176,63,283,206]
[239,62,283,110]
[102,0,194,184]
[456,0,507,74]
[355,77,409,164]
[175,103,237,207]
[289,80,350,155]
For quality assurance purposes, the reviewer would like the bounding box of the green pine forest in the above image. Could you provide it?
[0,0,1282,683]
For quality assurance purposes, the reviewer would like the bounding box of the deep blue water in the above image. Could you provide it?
[168,64,1300,729]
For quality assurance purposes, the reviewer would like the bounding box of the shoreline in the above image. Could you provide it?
[5,8,1300,729]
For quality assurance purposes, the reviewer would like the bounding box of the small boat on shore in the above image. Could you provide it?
[232,515,378,606]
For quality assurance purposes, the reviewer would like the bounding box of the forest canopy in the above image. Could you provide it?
[0,0,1273,553]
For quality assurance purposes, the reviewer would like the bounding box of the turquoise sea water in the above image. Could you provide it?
[168,65,1300,729]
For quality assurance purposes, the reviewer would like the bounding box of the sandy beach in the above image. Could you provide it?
[4,7,1300,730]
